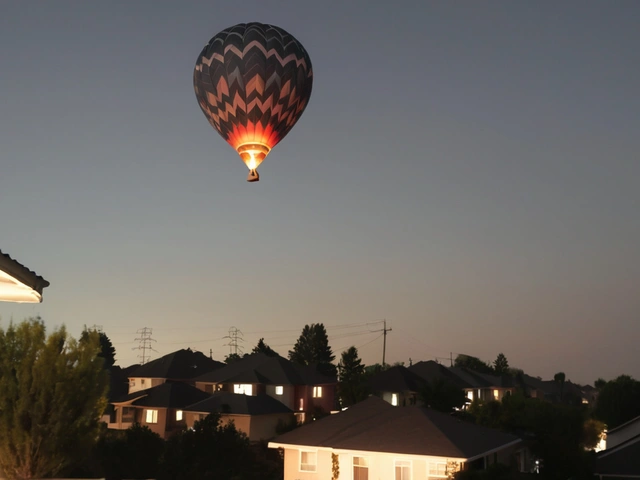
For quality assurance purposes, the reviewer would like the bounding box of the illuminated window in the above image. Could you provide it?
[467,391,473,401]
[313,386,323,398]
[145,409,158,424]
[391,393,398,406]
[300,451,317,472]
[233,384,253,395]
[275,385,284,395]
[353,456,369,480]
[395,460,411,480]
[493,389,499,400]
[299,398,304,411]
[176,410,183,421]
[428,462,447,480]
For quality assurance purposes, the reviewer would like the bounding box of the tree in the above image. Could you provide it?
[224,353,248,364]
[81,328,116,369]
[493,353,509,375]
[288,323,336,377]
[0,318,109,479]
[554,372,566,402]
[593,375,640,429]
[337,347,368,407]
[252,338,278,357]
[98,424,165,479]
[419,377,467,413]
[454,354,494,374]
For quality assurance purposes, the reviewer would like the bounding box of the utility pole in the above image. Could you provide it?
[372,319,392,366]
[132,327,157,364]
[450,352,453,367]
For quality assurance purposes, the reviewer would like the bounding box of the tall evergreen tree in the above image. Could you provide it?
[337,347,367,407]
[252,338,278,357]
[81,328,116,369]
[493,353,509,375]
[0,318,109,479]
[288,323,336,377]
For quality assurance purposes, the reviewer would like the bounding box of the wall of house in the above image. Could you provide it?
[128,377,165,394]
[283,447,333,480]
[249,413,295,441]
[266,384,295,410]
[140,407,168,438]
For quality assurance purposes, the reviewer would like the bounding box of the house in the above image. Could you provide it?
[605,416,640,450]
[183,391,294,441]
[448,367,517,403]
[109,380,210,438]
[409,361,471,391]
[596,433,640,479]
[269,396,524,480]
[366,365,426,406]
[193,353,337,423]
[127,348,224,393]
[0,249,49,303]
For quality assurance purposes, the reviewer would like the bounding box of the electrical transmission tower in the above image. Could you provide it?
[132,327,157,364]
[223,327,244,357]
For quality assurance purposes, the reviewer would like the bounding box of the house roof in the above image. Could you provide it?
[447,367,516,389]
[0,249,50,303]
[184,392,293,416]
[366,366,425,393]
[271,396,520,460]
[128,349,224,380]
[112,381,211,409]
[194,353,335,386]
[409,361,471,389]
[607,415,640,435]
[596,433,640,477]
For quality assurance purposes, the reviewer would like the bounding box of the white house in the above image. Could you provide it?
[269,396,524,480]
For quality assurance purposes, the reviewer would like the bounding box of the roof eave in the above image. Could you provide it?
[0,252,50,303]
[465,438,523,463]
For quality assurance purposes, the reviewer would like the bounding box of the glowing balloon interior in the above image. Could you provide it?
[193,22,313,182]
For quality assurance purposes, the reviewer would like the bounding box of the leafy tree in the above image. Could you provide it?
[81,328,116,369]
[0,318,108,479]
[593,375,640,429]
[492,353,509,375]
[288,323,336,377]
[419,377,467,413]
[252,338,278,357]
[454,354,494,374]
[337,347,368,407]
[554,371,566,402]
[225,352,248,364]
[160,413,253,480]
[594,378,607,390]
[98,424,165,479]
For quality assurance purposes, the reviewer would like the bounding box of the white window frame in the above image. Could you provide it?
[395,459,412,480]
[233,384,253,395]
[145,409,158,424]
[353,456,369,480]
[299,450,317,472]
[313,386,323,398]
[275,385,284,395]
[428,461,447,480]
[176,410,183,421]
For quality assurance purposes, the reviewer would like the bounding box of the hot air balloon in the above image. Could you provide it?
[193,22,313,182]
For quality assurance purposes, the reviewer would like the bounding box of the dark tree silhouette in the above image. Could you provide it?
[493,353,509,375]
[288,323,336,377]
[252,338,278,357]
[337,346,368,407]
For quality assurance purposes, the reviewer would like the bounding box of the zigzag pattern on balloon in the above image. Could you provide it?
[193,22,313,151]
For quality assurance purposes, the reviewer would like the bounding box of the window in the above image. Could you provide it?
[391,393,398,406]
[313,386,322,398]
[493,389,499,400]
[428,462,447,480]
[145,409,158,424]
[299,398,304,411]
[141,379,146,386]
[467,391,474,401]
[233,384,253,395]
[395,460,411,480]
[275,385,284,395]
[176,410,183,421]
[353,456,369,480]
[300,451,317,472]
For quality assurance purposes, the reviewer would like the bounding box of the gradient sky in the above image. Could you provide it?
[1,1,638,385]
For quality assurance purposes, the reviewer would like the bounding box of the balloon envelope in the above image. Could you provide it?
[193,22,313,181]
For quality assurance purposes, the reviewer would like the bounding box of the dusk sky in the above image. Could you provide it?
[1,1,638,384]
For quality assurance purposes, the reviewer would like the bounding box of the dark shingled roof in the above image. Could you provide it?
[128,349,224,380]
[409,361,471,389]
[596,434,640,477]
[366,366,425,393]
[185,392,293,416]
[113,381,211,408]
[194,353,335,386]
[0,249,50,298]
[272,396,520,460]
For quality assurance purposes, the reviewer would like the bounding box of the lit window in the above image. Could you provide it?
[299,398,304,411]
[275,385,284,395]
[233,384,253,395]
[395,460,411,480]
[493,389,499,400]
[477,389,481,399]
[353,456,369,480]
[176,410,183,421]
[391,393,398,406]
[313,386,322,398]
[428,462,447,480]
[145,409,158,424]
[467,391,473,401]
[300,451,317,472]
